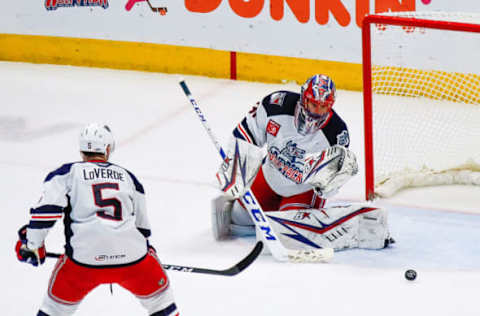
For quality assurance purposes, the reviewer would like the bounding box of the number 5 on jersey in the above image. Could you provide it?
[92,183,122,221]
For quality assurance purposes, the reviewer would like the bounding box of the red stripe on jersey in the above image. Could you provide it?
[32,215,62,219]
[237,123,252,144]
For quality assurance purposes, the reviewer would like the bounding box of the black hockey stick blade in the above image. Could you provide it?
[47,241,263,276]
[162,241,263,276]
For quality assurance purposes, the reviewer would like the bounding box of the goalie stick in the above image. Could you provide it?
[45,241,262,277]
[179,79,334,263]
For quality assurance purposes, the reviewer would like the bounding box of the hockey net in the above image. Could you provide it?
[362,12,480,199]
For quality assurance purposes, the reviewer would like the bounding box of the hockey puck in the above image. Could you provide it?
[404,269,417,281]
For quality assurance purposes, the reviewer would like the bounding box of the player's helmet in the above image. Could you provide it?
[79,123,115,155]
[295,74,336,135]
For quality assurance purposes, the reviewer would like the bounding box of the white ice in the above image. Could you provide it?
[1,62,479,316]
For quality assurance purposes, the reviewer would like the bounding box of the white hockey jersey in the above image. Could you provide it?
[26,160,151,267]
[233,91,350,197]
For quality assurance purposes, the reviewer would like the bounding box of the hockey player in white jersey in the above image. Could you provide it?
[214,74,394,251]
[15,123,179,316]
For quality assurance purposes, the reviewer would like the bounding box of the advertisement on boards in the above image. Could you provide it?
[1,1,480,63]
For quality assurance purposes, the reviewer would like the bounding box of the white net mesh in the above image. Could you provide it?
[369,12,480,197]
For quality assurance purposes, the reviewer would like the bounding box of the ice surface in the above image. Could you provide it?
[1,62,479,316]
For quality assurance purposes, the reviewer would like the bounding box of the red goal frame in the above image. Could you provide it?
[361,13,480,201]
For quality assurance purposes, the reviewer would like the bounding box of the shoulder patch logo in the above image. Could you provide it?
[337,130,350,146]
[266,120,281,137]
[270,92,286,106]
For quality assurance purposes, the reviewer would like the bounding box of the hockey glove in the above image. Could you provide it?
[303,145,358,197]
[15,224,46,267]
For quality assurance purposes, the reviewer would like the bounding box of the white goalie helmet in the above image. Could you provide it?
[79,123,115,155]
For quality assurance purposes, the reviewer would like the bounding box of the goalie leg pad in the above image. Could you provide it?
[265,205,391,251]
[211,196,233,241]
[212,198,257,240]
[230,200,255,237]
[358,207,391,249]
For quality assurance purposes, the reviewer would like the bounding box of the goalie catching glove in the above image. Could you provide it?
[216,138,264,200]
[302,145,358,197]
[15,224,46,267]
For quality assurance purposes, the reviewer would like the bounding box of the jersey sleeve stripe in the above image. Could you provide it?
[30,205,63,214]
[240,119,258,145]
[236,123,252,143]
[233,129,248,142]
[29,220,56,229]
[31,215,62,220]
[234,121,256,145]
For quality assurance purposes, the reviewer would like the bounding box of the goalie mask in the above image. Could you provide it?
[295,74,336,135]
[79,123,115,155]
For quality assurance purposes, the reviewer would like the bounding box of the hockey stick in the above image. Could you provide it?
[179,79,334,263]
[45,241,262,276]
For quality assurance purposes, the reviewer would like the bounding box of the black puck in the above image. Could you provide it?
[405,269,417,281]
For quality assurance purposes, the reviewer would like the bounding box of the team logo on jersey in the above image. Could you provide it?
[268,141,305,184]
[266,120,281,136]
[337,130,350,146]
[270,92,286,106]
[45,0,109,10]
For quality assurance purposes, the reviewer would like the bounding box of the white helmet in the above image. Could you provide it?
[79,123,115,155]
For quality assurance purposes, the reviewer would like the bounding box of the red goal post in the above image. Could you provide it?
[362,12,480,200]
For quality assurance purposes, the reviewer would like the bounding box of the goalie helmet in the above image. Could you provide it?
[295,74,336,135]
[79,123,115,155]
